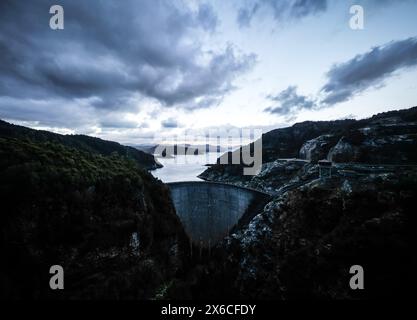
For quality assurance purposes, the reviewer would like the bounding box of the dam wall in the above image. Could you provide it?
[168,182,269,247]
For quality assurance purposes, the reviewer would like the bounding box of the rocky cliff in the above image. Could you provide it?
[200,107,417,183]
[193,107,417,299]
[198,171,417,299]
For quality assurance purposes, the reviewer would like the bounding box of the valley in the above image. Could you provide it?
[1,107,417,299]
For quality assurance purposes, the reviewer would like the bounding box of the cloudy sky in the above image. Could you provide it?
[1,0,417,145]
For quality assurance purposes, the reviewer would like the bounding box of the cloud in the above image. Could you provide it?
[321,37,417,105]
[161,118,180,129]
[264,86,316,116]
[265,37,417,117]
[99,118,140,130]
[148,45,256,108]
[237,3,261,28]
[197,3,218,32]
[361,0,413,8]
[237,0,327,28]
[0,0,255,131]
[236,0,410,28]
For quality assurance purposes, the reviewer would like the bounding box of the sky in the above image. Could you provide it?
[0,0,417,145]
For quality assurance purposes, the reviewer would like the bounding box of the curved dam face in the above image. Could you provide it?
[168,182,270,247]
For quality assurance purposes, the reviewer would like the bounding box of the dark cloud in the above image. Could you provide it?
[265,37,417,117]
[236,0,409,28]
[197,3,218,32]
[237,3,260,28]
[161,118,180,129]
[145,45,256,108]
[264,86,316,116]
[321,37,417,105]
[0,97,95,129]
[237,0,327,28]
[0,0,254,129]
[99,118,140,129]
[289,0,327,18]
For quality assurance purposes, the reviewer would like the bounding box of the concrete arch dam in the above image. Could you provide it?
[168,182,270,247]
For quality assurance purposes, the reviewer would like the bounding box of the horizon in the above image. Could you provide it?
[2,105,416,148]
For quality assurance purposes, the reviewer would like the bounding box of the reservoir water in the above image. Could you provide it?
[151,152,221,183]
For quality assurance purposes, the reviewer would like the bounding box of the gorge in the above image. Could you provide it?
[1,107,417,300]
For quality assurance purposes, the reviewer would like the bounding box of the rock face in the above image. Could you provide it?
[193,107,417,300]
[0,134,188,299]
[199,172,417,299]
[261,120,355,162]
[299,134,338,162]
[201,159,319,195]
[328,123,417,163]
[328,136,357,163]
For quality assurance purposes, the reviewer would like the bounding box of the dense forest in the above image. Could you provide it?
[0,120,161,170]
[0,121,188,299]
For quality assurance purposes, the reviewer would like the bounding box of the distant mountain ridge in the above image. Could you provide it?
[0,119,162,170]
[200,106,417,180]
[264,106,417,163]
[134,143,226,157]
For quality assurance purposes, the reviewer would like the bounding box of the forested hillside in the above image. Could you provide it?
[0,131,188,299]
[0,120,161,170]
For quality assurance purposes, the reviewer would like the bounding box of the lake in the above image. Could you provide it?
[151,152,221,183]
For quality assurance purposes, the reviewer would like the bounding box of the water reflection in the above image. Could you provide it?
[151,153,220,183]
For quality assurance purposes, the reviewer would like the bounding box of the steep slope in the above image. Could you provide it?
[200,107,417,182]
[0,135,188,299]
[193,107,417,300]
[194,171,417,299]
